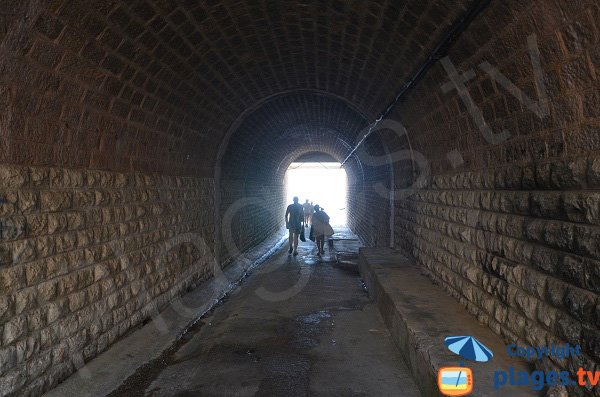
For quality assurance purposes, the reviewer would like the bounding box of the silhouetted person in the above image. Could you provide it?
[285,196,304,256]
[302,199,313,227]
[311,204,332,255]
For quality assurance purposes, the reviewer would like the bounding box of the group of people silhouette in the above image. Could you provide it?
[285,197,333,256]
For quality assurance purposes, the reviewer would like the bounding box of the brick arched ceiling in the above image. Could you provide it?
[219,91,379,186]
[2,0,471,176]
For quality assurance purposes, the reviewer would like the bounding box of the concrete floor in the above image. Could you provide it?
[109,228,421,397]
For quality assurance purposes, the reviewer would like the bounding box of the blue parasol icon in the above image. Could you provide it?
[444,336,493,362]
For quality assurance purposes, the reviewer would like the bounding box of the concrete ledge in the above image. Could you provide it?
[359,247,541,397]
[44,234,287,397]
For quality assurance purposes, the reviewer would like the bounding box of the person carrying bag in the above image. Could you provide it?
[311,204,333,256]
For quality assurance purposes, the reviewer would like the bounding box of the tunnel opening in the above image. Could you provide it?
[215,91,395,266]
[284,160,348,226]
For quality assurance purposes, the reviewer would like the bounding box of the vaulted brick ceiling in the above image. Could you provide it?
[2,0,471,175]
[219,91,374,185]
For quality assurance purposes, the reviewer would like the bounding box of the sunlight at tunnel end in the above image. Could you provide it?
[284,162,347,225]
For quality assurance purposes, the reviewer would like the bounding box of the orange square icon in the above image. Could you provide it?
[438,366,473,396]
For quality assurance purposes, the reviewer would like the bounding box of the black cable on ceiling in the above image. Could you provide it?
[340,0,493,166]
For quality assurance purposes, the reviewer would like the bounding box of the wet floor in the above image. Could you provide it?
[110,228,421,397]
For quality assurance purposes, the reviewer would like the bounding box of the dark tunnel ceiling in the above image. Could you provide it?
[295,152,338,162]
[57,0,470,171]
[220,91,387,184]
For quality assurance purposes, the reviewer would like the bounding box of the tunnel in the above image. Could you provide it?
[216,90,394,263]
[0,0,599,396]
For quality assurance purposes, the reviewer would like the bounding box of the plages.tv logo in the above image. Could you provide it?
[438,367,473,396]
[438,336,494,396]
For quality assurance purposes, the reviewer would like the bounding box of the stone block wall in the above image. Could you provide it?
[347,134,394,247]
[0,164,215,396]
[390,1,600,394]
[395,157,600,396]
[218,179,285,265]
[347,183,390,247]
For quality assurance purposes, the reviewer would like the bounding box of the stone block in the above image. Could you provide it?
[50,168,85,187]
[1,216,26,241]
[0,241,15,268]
[58,273,79,296]
[524,219,545,243]
[531,246,562,273]
[11,239,37,264]
[77,269,95,290]
[29,167,49,188]
[87,171,114,187]
[59,316,79,338]
[536,303,556,329]
[14,288,36,314]
[66,212,86,230]
[0,191,18,217]
[67,249,87,270]
[3,315,26,344]
[0,165,29,188]
[114,173,130,188]
[85,209,103,226]
[513,289,539,321]
[530,192,562,218]
[560,255,590,291]
[522,165,536,188]
[535,162,552,189]
[544,221,574,251]
[581,328,600,361]
[563,192,600,225]
[554,312,582,344]
[506,240,532,264]
[27,308,45,332]
[68,291,87,311]
[55,232,77,253]
[73,191,95,208]
[17,190,38,214]
[35,236,56,259]
[0,346,17,376]
[573,225,600,260]
[26,214,48,237]
[75,229,94,249]
[563,286,597,323]
[507,216,525,239]
[109,190,124,205]
[513,192,530,215]
[586,260,600,294]
[0,369,26,396]
[519,267,547,300]
[87,283,101,303]
[0,294,15,323]
[94,190,111,206]
[40,191,73,212]
[589,157,600,187]
[545,278,568,309]
[37,281,58,304]
[46,302,62,324]
[550,159,587,189]
[14,337,27,363]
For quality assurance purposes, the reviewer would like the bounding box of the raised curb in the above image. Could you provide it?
[44,234,287,397]
[359,247,541,397]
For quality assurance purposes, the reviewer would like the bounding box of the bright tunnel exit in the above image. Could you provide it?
[284,162,347,225]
